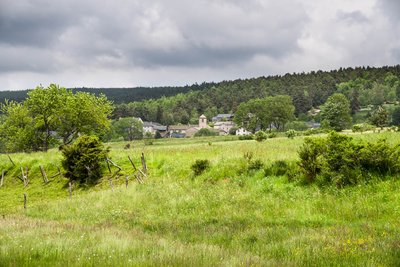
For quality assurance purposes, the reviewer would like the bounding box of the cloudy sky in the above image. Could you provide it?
[0,0,399,90]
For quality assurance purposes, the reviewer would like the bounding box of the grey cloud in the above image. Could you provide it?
[0,0,310,72]
[123,0,309,67]
[1,0,398,90]
[336,10,369,25]
[379,0,400,22]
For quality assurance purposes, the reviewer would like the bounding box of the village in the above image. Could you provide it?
[141,114,251,138]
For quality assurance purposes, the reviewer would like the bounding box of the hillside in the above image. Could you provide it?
[0,83,212,105]
[1,133,400,265]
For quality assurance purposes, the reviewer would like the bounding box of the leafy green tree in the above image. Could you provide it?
[111,117,143,141]
[25,84,68,151]
[0,101,38,152]
[234,95,295,132]
[392,106,400,126]
[234,99,261,133]
[320,93,352,131]
[370,83,386,106]
[56,92,113,144]
[61,135,109,184]
[0,84,113,152]
[263,95,295,131]
[369,106,389,129]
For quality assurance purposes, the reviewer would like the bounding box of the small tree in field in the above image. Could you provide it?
[61,135,109,184]
[369,106,389,129]
[320,93,352,131]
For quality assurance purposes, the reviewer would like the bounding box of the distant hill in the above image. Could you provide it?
[0,83,214,104]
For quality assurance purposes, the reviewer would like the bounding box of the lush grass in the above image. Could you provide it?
[1,132,400,266]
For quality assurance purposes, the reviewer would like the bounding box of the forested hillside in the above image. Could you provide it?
[0,83,211,105]
[1,65,399,125]
[113,65,400,124]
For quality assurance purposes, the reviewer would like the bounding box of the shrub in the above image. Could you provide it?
[298,137,327,183]
[285,121,309,131]
[352,123,375,133]
[263,160,300,181]
[191,159,210,175]
[154,131,162,139]
[254,131,267,142]
[298,132,400,186]
[239,134,254,140]
[194,128,218,137]
[247,159,264,172]
[61,135,109,184]
[268,132,277,138]
[303,128,325,136]
[285,129,297,139]
[229,127,238,135]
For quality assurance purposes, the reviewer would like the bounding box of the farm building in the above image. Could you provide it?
[168,114,211,138]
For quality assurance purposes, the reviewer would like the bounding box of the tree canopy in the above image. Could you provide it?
[320,93,352,131]
[0,84,113,152]
[234,95,295,132]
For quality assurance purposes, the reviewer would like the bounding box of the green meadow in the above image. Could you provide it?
[1,132,400,266]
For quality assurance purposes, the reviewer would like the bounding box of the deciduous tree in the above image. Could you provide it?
[320,93,352,131]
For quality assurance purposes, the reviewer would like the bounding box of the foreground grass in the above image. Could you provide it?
[1,132,400,266]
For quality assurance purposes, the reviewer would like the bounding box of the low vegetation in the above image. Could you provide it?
[298,132,400,186]
[1,132,400,265]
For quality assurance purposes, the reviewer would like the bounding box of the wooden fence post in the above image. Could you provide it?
[8,155,15,166]
[39,165,49,183]
[21,167,29,187]
[106,158,112,174]
[128,156,137,172]
[141,153,147,174]
[109,178,114,191]
[23,193,27,210]
[69,181,72,198]
[0,170,5,188]
[125,176,129,188]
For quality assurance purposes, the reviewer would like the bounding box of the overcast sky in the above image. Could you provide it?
[0,0,399,91]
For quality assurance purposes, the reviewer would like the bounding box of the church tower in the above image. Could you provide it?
[199,114,207,128]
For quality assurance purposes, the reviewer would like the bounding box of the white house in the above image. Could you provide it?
[236,127,252,136]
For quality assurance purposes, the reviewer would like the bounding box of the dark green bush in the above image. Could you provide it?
[265,160,287,177]
[285,129,297,139]
[247,159,264,171]
[239,134,254,140]
[254,131,267,142]
[191,159,211,175]
[61,135,109,184]
[298,132,400,186]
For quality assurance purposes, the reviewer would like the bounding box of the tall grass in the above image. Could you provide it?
[1,132,400,266]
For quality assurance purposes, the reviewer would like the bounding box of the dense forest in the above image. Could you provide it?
[0,84,213,105]
[1,65,400,125]
[112,65,400,124]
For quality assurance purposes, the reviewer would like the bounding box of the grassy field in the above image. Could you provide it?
[1,132,400,266]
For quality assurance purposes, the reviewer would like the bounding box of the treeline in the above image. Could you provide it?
[0,83,213,105]
[113,65,400,125]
